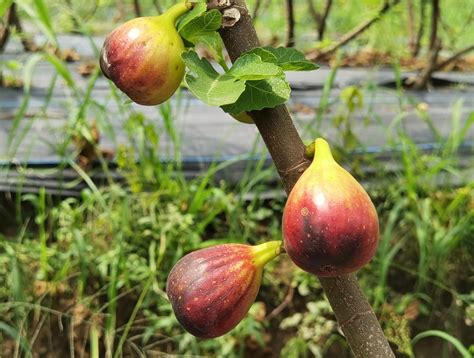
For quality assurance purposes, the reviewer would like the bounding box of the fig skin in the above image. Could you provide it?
[100,2,190,105]
[283,138,379,277]
[166,241,281,338]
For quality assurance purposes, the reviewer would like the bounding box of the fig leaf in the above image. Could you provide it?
[182,51,246,106]
[227,53,283,81]
[222,75,291,115]
[245,47,319,71]
[178,9,222,44]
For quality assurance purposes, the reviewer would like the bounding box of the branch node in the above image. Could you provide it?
[340,309,374,329]
[207,0,232,9]
[278,160,308,177]
[222,7,241,27]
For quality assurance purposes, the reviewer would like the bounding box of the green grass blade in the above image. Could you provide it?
[412,330,471,358]
[43,53,77,94]
[7,53,43,153]
[0,321,31,354]
[15,0,58,46]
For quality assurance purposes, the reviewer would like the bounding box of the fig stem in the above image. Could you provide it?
[163,1,193,24]
[304,141,315,159]
[251,241,282,268]
[313,138,334,163]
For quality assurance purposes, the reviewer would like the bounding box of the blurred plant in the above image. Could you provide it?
[280,299,338,357]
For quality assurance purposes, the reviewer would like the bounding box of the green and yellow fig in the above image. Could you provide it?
[282,138,379,277]
[166,241,281,338]
[100,1,191,105]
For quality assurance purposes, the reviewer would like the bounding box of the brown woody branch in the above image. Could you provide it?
[406,0,416,55]
[0,3,36,53]
[435,44,474,70]
[312,0,401,60]
[412,0,427,57]
[318,0,333,40]
[410,0,441,89]
[0,5,14,52]
[428,0,440,51]
[307,0,333,40]
[285,0,295,47]
[133,0,142,17]
[214,1,394,356]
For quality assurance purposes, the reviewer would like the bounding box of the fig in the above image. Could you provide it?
[166,241,281,338]
[282,138,379,277]
[100,1,191,105]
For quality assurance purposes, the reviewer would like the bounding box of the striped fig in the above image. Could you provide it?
[283,138,379,277]
[100,1,191,105]
[166,241,281,338]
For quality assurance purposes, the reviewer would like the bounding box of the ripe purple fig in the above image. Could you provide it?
[283,138,379,277]
[166,241,281,338]
[100,2,191,105]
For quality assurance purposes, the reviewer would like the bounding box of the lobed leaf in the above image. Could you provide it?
[246,46,318,71]
[177,2,207,33]
[222,76,291,115]
[182,51,246,106]
[178,9,222,45]
[227,53,283,81]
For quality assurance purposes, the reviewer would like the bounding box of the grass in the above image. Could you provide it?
[1,0,474,356]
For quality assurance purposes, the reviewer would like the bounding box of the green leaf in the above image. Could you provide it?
[179,9,222,45]
[243,48,278,64]
[177,2,207,33]
[222,75,291,115]
[0,0,13,18]
[227,53,283,81]
[246,46,318,71]
[182,51,246,106]
[196,32,226,63]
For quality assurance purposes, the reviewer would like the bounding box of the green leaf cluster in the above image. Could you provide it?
[176,4,318,115]
[177,3,226,66]
[182,47,318,115]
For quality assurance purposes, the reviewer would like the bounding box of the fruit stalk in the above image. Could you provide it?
[251,240,282,267]
[215,1,394,357]
[162,1,193,23]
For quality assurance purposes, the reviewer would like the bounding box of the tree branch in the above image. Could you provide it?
[410,0,441,89]
[435,44,474,70]
[285,0,295,47]
[413,0,427,57]
[318,0,333,41]
[307,0,333,41]
[307,0,321,25]
[312,0,401,60]
[406,0,416,55]
[133,0,142,17]
[215,1,394,356]
[0,3,37,52]
[0,5,14,53]
[428,0,440,51]
[252,0,263,21]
